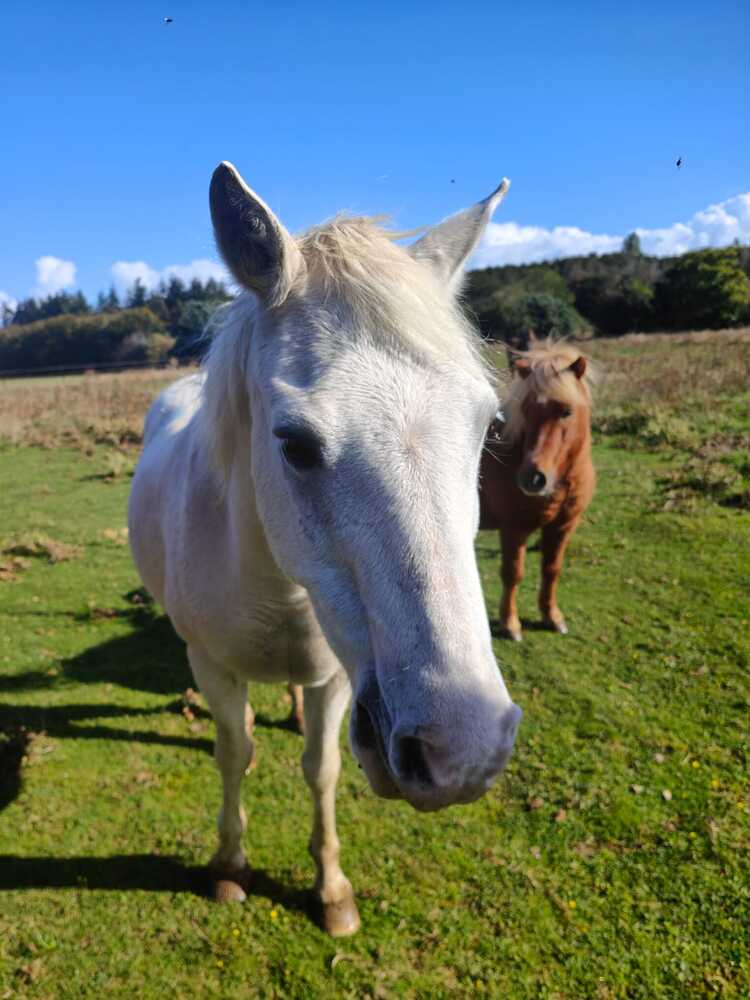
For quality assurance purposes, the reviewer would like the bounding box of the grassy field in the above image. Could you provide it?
[0,331,748,998]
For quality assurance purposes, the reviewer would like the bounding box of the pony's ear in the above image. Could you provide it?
[408,178,511,294]
[515,359,532,379]
[568,356,587,380]
[209,161,302,306]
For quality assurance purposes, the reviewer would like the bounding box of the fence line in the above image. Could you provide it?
[0,358,184,380]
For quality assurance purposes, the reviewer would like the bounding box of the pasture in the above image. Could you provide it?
[0,330,748,999]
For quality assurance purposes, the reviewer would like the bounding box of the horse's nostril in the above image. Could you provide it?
[355,700,378,751]
[394,734,433,787]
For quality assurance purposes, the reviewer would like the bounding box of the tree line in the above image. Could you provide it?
[2,239,749,374]
[465,236,750,346]
[0,277,231,374]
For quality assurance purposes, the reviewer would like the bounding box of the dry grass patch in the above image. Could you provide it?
[0,535,83,582]
[585,327,750,413]
[0,366,192,449]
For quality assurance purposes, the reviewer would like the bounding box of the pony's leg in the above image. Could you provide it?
[189,646,254,901]
[301,669,360,937]
[287,683,305,734]
[538,521,577,634]
[499,528,527,641]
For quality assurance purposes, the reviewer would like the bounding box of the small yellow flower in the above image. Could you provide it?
[270,909,278,920]
[216,960,224,968]
[710,778,720,789]
[689,832,697,839]
[692,761,700,769]
[737,802,745,810]
[568,900,577,909]
[232,928,240,937]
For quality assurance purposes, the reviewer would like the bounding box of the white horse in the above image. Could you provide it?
[128,162,521,936]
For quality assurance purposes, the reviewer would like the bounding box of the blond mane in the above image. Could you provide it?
[503,340,594,440]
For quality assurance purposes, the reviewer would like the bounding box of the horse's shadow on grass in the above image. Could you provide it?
[0,854,311,916]
[0,603,315,918]
[0,604,295,816]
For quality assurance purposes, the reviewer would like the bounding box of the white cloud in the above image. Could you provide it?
[34,255,76,296]
[0,290,18,316]
[110,261,161,294]
[472,191,750,269]
[473,223,620,268]
[110,258,229,295]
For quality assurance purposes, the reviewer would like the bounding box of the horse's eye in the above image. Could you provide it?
[561,406,572,418]
[275,430,323,470]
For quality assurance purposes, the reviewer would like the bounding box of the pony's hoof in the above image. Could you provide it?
[500,627,523,642]
[211,866,250,903]
[320,896,361,937]
[544,618,568,634]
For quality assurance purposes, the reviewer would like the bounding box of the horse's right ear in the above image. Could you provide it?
[408,178,510,295]
[515,359,532,379]
[209,162,303,307]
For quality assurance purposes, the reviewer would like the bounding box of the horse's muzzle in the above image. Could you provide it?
[350,681,522,811]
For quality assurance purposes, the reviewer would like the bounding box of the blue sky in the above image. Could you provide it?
[1,0,748,308]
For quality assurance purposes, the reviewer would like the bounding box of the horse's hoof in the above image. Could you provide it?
[211,865,250,903]
[213,878,247,903]
[320,896,361,937]
[500,627,523,642]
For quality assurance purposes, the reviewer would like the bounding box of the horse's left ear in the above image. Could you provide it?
[568,356,587,379]
[408,178,511,294]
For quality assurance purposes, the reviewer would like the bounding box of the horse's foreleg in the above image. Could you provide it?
[301,669,360,937]
[538,520,577,633]
[499,529,527,641]
[189,646,253,901]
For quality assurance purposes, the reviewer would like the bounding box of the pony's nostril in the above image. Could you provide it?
[524,469,546,492]
[394,734,433,786]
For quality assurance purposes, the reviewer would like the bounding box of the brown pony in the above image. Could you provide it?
[479,341,595,641]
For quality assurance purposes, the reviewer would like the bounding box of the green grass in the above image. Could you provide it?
[0,432,749,998]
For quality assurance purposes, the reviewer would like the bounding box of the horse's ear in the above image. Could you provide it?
[515,359,532,379]
[568,356,587,380]
[408,178,511,294]
[209,161,302,306]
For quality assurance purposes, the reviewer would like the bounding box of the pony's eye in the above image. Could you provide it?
[275,429,323,470]
[561,406,572,418]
